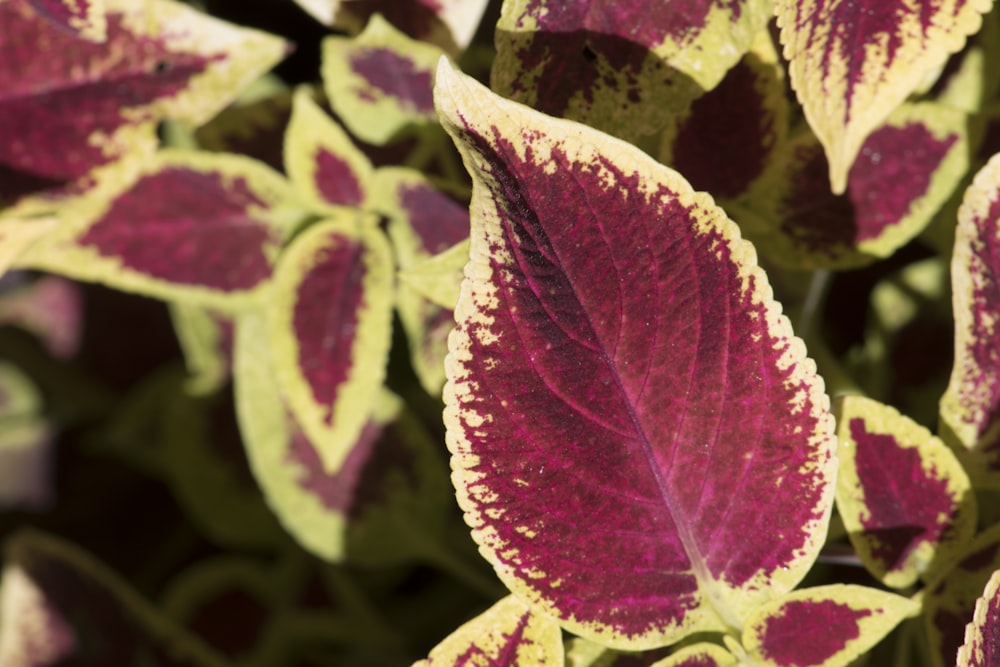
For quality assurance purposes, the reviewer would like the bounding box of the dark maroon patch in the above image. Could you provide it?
[670,57,775,198]
[314,148,365,206]
[78,166,277,291]
[0,2,221,180]
[350,48,434,114]
[188,588,268,658]
[849,417,956,570]
[290,235,365,424]
[758,599,870,665]
[452,119,831,636]
[849,122,957,242]
[339,0,444,44]
[287,412,418,519]
[934,605,973,667]
[398,181,469,253]
[779,142,857,258]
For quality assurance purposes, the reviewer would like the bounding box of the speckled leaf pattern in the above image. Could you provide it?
[775,0,990,193]
[957,569,1000,667]
[235,311,451,563]
[267,214,393,473]
[376,167,469,394]
[284,87,374,211]
[27,0,106,41]
[18,151,300,309]
[0,530,228,666]
[835,396,975,589]
[743,585,917,667]
[649,643,737,667]
[744,102,968,270]
[436,60,837,649]
[491,0,773,142]
[924,524,1000,667]
[0,0,288,182]
[413,595,563,667]
[322,15,445,145]
[660,30,789,202]
[941,153,1000,462]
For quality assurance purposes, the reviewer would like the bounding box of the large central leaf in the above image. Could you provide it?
[435,59,837,650]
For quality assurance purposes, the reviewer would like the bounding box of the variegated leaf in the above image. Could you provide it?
[284,87,374,211]
[941,153,1000,469]
[266,214,393,472]
[742,585,918,667]
[835,396,975,588]
[743,103,967,269]
[436,59,836,649]
[18,151,302,309]
[0,0,288,182]
[775,0,990,193]
[322,14,445,145]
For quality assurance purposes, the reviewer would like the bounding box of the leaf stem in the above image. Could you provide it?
[796,269,831,341]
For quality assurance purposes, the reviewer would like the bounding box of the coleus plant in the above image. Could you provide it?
[5,0,1000,665]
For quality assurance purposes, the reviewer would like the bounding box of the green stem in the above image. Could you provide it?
[796,269,832,341]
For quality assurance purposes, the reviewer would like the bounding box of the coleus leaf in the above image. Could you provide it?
[659,30,789,203]
[435,59,837,648]
[775,0,990,193]
[322,14,445,145]
[0,530,229,666]
[743,102,968,270]
[397,238,468,310]
[0,0,289,182]
[284,87,375,210]
[235,311,451,564]
[741,585,918,667]
[491,0,773,142]
[940,152,1000,471]
[924,524,1000,667]
[375,167,469,394]
[413,594,563,667]
[267,214,394,472]
[834,396,976,589]
[563,637,673,667]
[27,0,106,42]
[18,151,302,309]
[194,81,293,174]
[956,569,1000,667]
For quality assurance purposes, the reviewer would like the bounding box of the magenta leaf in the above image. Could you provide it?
[742,585,917,667]
[435,60,837,648]
[267,214,394,472]
[775,0,990,193]
[20,152,300,308]
[835,396,976,588]
[941,153,1000,471]
[0,0,288,183]
[235,311,452,564]
[957,569,1000,667]
[0,530,228,666]
[744,103,967,270]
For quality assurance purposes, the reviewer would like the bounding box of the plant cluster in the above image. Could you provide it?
[3,0,1000,666]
